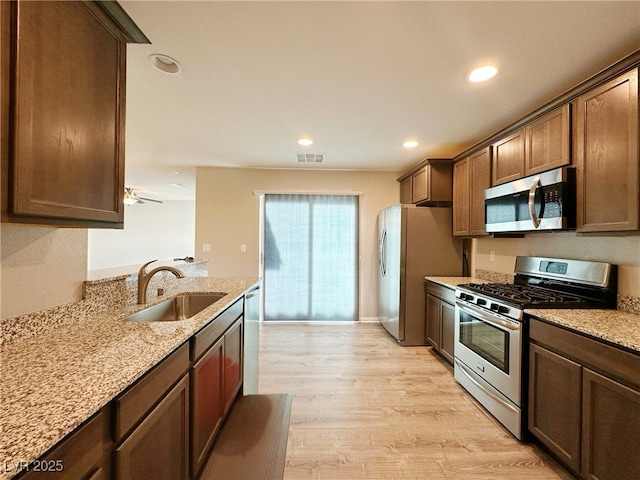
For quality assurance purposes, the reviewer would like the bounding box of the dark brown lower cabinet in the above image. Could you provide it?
[114,374,190,480]
[582,369,640,480]
[189,298,245,479]
[425,281,455,365]
[528,343,582,474]
[223,319,243,415]
[190,337,224,478]
[19,407,111,480]
[439,302,455,364]
[529,318,640,480]
[425,293,442,352]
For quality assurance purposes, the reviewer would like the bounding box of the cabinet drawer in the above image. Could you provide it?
[20,407,111,480]
[114,342,189,441]
[425,281,455,304]
[529,318,640,391]
[192,298,243,360]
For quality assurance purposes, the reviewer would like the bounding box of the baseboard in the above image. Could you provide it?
[359,317,380,323]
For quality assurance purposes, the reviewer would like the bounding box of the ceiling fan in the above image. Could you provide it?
[123,187,163,205]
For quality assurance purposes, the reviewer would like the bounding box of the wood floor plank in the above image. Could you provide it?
[258,322,574,479]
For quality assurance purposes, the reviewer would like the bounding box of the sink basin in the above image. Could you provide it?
[123,293,226,322]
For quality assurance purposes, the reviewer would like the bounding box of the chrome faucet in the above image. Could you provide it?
[137,259,185,304]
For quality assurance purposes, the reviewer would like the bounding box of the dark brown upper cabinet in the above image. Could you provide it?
[397,159,453,206]
[491,129,526,186]
[574,68,639,232]
[525,104,571,176]
[453,147,491,237]
[1,1,148,228]
[491,104,570,186]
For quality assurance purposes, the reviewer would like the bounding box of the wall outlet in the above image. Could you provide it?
[202,244,211,252]
[240,244,247,253]
[489,250,495,262]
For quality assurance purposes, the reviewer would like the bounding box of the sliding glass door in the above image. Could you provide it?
[263,194,358,321]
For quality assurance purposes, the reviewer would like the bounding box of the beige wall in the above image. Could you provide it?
[195,167,400,319]
[473,232,640,296]
[1,225,88,319]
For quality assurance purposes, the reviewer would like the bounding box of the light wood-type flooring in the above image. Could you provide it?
[258,321,574,480]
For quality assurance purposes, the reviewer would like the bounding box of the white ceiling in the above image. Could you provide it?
[121,1,640,201]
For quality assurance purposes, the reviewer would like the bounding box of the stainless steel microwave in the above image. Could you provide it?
[485,167,575,233]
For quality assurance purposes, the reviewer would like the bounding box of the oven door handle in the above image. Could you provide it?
[528,176,541,228]
[455,359,519,414]
[456,302,520,331]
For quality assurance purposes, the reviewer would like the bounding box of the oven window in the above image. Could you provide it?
[459,310,509,373]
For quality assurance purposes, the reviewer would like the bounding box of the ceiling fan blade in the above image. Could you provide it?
[137,196,163,204]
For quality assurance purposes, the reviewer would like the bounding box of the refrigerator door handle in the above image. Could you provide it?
[378,230,387,277]
[381,230,387,276]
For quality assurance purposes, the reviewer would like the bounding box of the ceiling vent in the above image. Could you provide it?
[297,153,324,163]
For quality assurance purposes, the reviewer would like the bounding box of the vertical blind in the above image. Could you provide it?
[264,194,359,321]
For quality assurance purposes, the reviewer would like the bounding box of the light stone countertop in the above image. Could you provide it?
[526,308,640,354]
[0,276,258,480]
[424,276,491,289]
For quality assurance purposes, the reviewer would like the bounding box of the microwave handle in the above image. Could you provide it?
[528,176,541,228]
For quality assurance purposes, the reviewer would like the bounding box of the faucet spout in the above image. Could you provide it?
[137,259,185,304]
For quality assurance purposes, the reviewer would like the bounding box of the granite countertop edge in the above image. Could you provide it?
[525,308,640,354]
[0,276,259,480]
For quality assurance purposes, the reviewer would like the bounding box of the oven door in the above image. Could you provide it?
[454,301,522,406]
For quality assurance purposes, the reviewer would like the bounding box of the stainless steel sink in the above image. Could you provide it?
[123,293,226,322]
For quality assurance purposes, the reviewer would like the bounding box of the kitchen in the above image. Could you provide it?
[2,1,640,479]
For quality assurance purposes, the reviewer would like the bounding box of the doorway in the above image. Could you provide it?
[262,194,359,321]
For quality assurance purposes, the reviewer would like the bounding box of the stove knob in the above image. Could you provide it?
[498,306,509,314]
[490,303,499,311]
[476,298,486,306]
[460,293,470,301]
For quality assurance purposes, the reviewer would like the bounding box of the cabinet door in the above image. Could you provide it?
[223,319,243,414]
[190,337,224,478]
[412,167,430,203]
[115,375,189,480]
[21,408,111,480]
[4,1,126,225]
[453,158,470,236]
[528,343,582,475]
[491,129,525,185]
[439,301,455,365]
[574,68,639,232]
[425,294,441,351]
[400,177,412,204]
[469,147,491,236]
[581,369,640,480]
[525,104,570,176]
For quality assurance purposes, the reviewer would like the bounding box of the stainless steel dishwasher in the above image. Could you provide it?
[243,282,261,394]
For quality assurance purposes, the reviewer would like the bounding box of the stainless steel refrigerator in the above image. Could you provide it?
[377,204,462,345]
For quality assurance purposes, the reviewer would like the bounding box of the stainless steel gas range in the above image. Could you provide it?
[453,256,617,440]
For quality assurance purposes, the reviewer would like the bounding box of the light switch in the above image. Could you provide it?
[203,244,211,252]
[240,244,247,253]
[489,251,495,261]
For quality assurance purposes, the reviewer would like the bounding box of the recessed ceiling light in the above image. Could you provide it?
[148,54,183,75]
[298,138,313,146]
[403,141,419,148]
[468,65,498,83]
